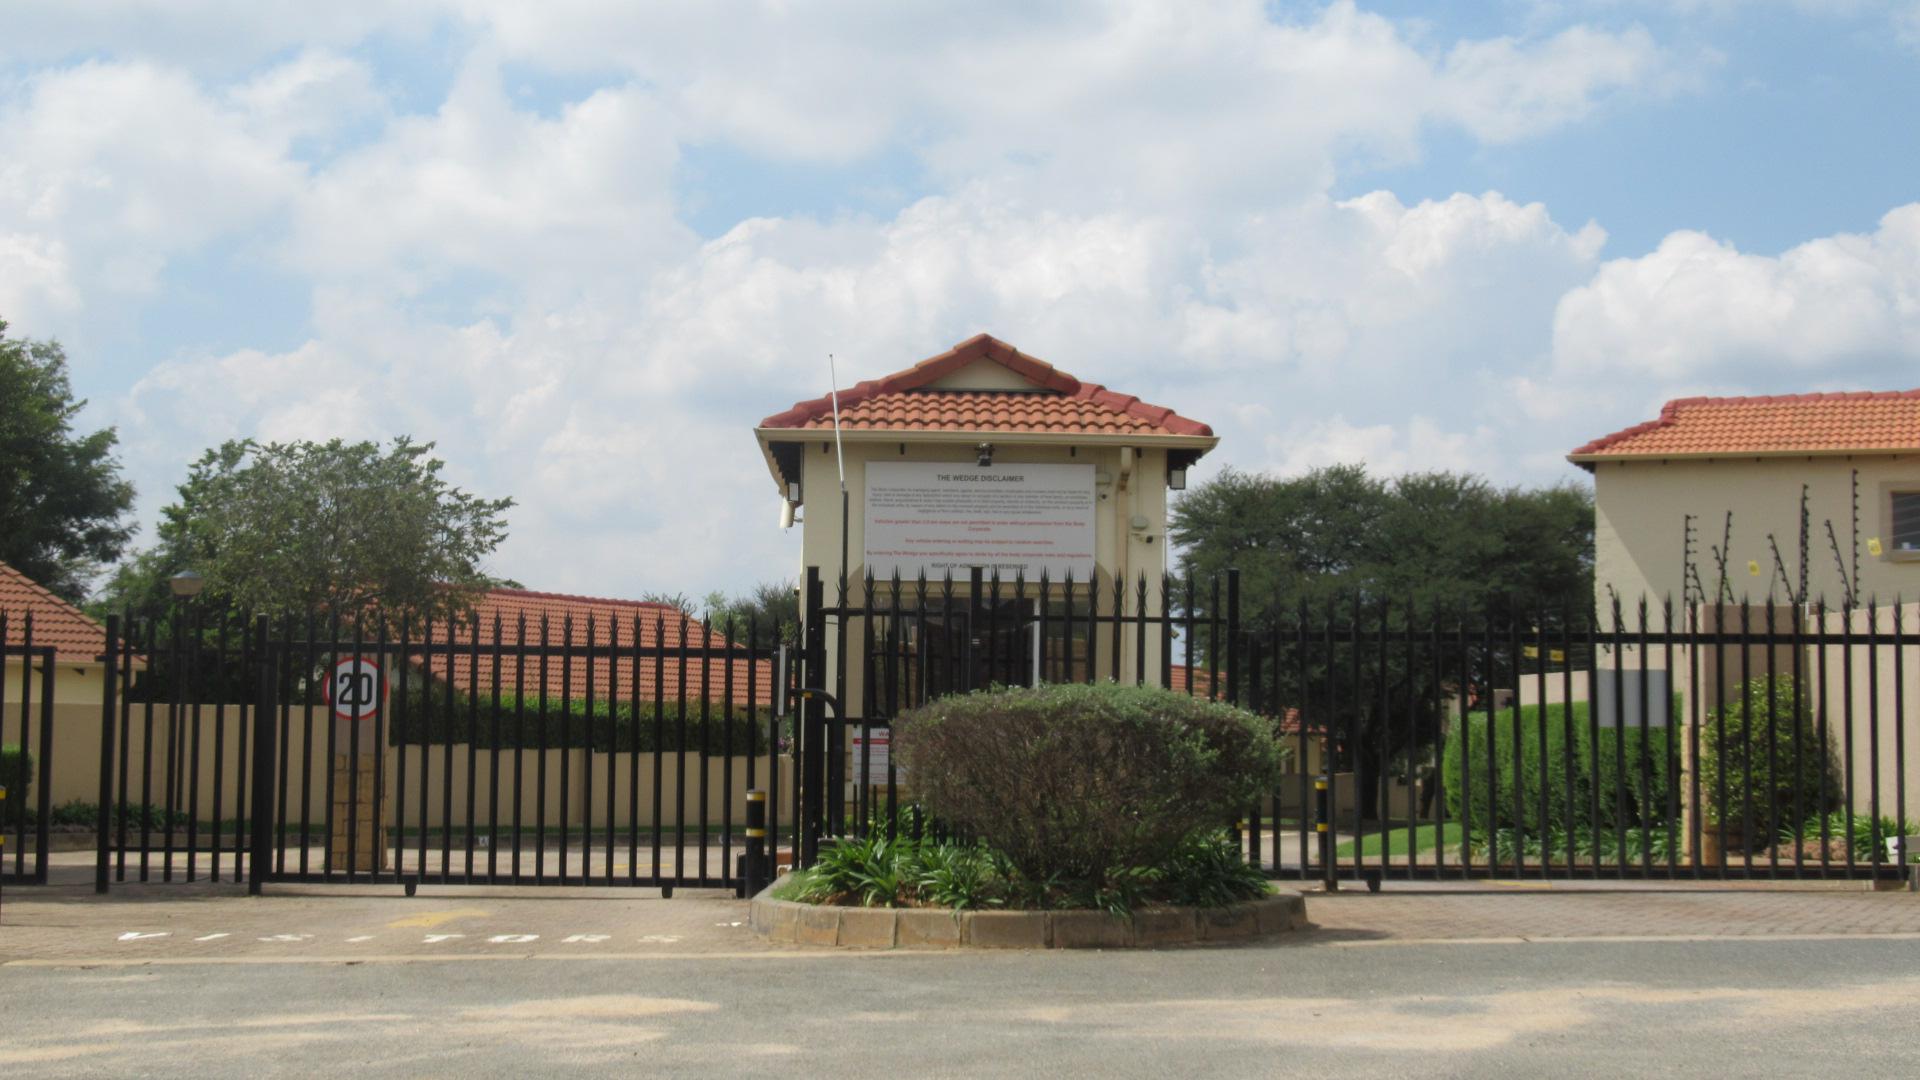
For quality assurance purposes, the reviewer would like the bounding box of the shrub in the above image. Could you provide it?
[1780,812,1916,860]
[1,744,31,826]
[1442,700,1676,836]
[893,681,1284,893]
[1696,676,1836,830]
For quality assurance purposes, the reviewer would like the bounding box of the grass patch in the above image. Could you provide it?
[1336,822,1462,858]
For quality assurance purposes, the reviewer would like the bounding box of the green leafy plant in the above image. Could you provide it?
[0,744,31,826]
[913,842,1003,910]
[894,682,1285,895]
[1442,699,1677,838]
[1780,812,1918,861]
[1696,676,1836,832]
[1159,829,1271,908]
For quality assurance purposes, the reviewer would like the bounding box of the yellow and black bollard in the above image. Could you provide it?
[742,789,768,899]
[1314,774,1337,892]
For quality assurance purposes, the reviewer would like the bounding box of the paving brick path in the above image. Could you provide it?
[1303,883,1920,942]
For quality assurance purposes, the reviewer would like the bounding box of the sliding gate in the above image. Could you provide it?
[808,567,1915,887]
[92,608,795,895]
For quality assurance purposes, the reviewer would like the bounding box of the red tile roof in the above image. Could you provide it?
[760,334,1214,438]
[420,588,777,708]
[1571,390,1920,461]
[0,560,112,664]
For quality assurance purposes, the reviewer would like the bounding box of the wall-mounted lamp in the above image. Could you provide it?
[786,480,802,503]
[976,442,994,468]
[1168,465,1188,491]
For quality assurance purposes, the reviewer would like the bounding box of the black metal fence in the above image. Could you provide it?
[1,612,55,884]
[89,606,796,895]
[807,567,1918,884]
[11,572,1914,895]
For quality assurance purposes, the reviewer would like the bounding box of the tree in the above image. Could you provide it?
[100,437,513,626]
[0,319,134,600]
[703,579,800,644]
[1168,464,1595,820]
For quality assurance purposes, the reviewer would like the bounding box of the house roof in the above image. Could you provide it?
[0,559,114,665]
[756,334,1218,491]
[761,333,1214,437]
[420,588,777,708]
[1570,390,1920,464]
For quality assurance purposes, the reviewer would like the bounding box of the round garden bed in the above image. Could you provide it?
[749,886,1308,949]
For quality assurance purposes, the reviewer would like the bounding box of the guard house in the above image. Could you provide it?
[753,334,1218,719]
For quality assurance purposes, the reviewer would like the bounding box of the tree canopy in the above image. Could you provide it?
[0,319,135,601]
[100,437,513,625]
[1169,464,1594,627]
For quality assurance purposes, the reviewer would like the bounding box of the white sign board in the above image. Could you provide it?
[326,657,385,720]
[851,729,894,786]
[864,461,1096,581]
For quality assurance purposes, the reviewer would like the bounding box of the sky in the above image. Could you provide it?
[5,1,1919,601]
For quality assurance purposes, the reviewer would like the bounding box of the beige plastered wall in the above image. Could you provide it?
[34,696,792,831]
[1592,453,1920,613]
[794,434,1178,719]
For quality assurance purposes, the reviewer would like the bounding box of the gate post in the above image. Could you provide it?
[95,618,120,894]
[801,568,826,867]
[247,616,277,896]
[1226,568,1241,706]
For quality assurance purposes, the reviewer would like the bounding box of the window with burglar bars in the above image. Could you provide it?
[1891,490,1920,554]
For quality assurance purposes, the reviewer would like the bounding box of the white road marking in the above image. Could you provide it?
[117,932,169,941]
[638,935,683,944]
[258,934,313,942]
[562,934,610,943]
[422,934,465,943]
[346,936,374,943]
[487,934,539,944]
[193,934,230,943]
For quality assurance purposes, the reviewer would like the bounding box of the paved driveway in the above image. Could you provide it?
[4,879,1919,1076]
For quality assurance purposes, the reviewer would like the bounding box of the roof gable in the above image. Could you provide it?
[0,559,111,664]
[758,333,1214,439]
[1571,390,1920,462]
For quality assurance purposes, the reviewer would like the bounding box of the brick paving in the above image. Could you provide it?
[1302,882,1920,942]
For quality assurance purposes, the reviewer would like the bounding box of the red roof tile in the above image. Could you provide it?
[760,334,1214,438]
[0,560,112,664]
[420,588,777,708]
[1571,390,1920,461]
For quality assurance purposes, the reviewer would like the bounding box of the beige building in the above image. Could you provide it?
[754,333,1219,719]
[1571,390,1920,612]
[1571,391,1920,827]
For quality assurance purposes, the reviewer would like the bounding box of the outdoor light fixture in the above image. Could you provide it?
[976,442,994,468]
[169,570,205,599]
[786,480,802,503]
[1169,465,1188,490]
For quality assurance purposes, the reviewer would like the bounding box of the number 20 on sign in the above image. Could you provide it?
[326,657,385,720]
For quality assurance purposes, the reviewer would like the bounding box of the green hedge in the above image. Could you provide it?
[1442,699,1677,836]
[1,744,30,827]
[1698,676,1836,829]
[895,682,1285,893]
[387,686,777,754]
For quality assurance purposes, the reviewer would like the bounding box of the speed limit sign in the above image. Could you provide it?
[325,657,386,720]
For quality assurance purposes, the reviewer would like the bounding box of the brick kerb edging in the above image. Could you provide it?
[749,887,1308,949]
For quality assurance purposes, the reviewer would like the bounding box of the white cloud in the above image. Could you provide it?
[1264,415,1498,477]
[0,61,299,322]
[1550,204,1920,379]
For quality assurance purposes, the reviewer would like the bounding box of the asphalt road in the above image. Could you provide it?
[5,934,1919,1077]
